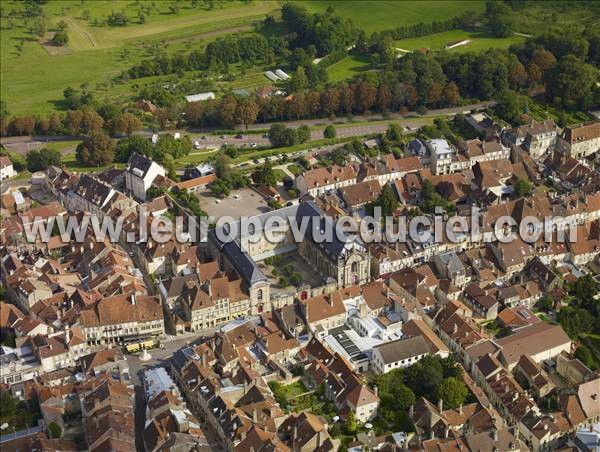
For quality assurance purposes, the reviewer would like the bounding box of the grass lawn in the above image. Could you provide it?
[287,164,304,176]
[300,1,486,34]
[1,0,278,115]
[43,140,81,153]
[60,152,123,173]
[326,53,373,83]
[273,168,287,182]
[394,28,524,53]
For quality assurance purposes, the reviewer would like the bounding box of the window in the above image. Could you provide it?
[351,261,358,273]
[257,289,263,301]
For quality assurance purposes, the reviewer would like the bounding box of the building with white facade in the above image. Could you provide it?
[125,152,165,201]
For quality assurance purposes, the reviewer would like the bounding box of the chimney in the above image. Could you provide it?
[130,292,136,306]
[459,404,463,415]
[409,404,414,418]
[374,386,378,396]
[493,428,498,441]
[438,398,443,412]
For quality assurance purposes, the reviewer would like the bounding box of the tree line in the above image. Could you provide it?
[0,99,143,138]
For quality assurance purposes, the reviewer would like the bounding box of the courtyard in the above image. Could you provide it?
[196,187,270,220]
[258,252,326,296]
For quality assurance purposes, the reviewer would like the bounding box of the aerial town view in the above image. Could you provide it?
[1,0,599,451]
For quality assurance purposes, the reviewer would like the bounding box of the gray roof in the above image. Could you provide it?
[221,240,267,285]
[127,152,154,179]
[374,335,431,364]
[74,174,114,206]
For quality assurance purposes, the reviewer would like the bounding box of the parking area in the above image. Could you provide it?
[196,187,270,220]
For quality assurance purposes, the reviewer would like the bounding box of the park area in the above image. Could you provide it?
[394,28,525,53]
[1,0,280,115]
[301,0,486,34]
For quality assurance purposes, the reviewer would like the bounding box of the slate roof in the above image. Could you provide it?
[373,335,431,364]
[127,152,154,179]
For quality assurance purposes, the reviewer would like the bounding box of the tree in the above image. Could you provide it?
[80,109,104,134]
[48,421,61,439]
[76,130,115,166]
[323,125,336,139]
[269,124,297,147]
[31,17,46,38]
[540,293,554,311]
[386,123,403,142]
[26,148,61,172]
[235,98,259,130]
[486,1,512,38]
[297,125,311,143]
[344,410,357,435]
[256,160,277,187]
[435,377,468,409]
[494,90,521,125]
[114,112,142,136]
[532,49,557,72]
[545,55,598,111]
[219,96,238,128]
[376,84,392,112]
[52,31,69,46]
[354,80,377,113]
[115,135,153,163]
[107,11,129,26]
[527,62,543,86]
[0,391,16,418]
[443,82,460,107]
[508,55,527,90]
[574,345,597,370]
[513,178,533,198]
[287,66,309,93]
[367,184,399,216]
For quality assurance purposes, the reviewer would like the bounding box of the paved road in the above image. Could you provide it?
[1,102,493,153]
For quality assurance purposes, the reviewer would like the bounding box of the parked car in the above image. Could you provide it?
[235,134,243,139]
[250,142,257,148]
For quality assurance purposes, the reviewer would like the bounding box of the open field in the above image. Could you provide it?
[326,54,373,83]
[0,0,277,115]
[394,28,525,53]
[300,0,486,34]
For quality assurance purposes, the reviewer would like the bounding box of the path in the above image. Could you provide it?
[65,17,98,49]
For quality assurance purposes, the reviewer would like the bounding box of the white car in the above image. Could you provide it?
[250,142,257,148]
[193,141,200,149]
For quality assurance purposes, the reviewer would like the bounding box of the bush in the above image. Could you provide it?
[52,31,69,46]
[323,125,336,139]
[48,421,61,439]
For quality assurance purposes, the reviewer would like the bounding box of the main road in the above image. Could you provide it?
[1,102,494,155]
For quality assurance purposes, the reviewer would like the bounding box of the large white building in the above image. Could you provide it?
[125,152,165,201]
[371,335,432,374]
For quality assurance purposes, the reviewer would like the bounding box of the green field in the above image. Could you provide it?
[326,54,373,83]
[1,0,278,115]
[301,0,486,34]
[394,28,525,53]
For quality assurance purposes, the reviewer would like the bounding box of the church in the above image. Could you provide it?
[209,201,370,310]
